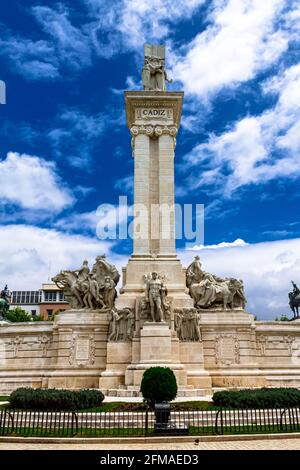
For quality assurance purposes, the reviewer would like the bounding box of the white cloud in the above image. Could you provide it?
[0,225,113,290]
[114,175,134,195]
[0,35,59,80]
[0,0,206,80]
[188,238,248,250]
[0,152,74,212]
[55,204,131,237]
[115,0,206,49]
[183,62,300,195]
[32,5,92,71]
[173,0,288,99]
[179,237,300,320]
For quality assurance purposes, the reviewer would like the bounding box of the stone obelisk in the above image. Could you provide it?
[99,45,212,394]
[116,44,193,311]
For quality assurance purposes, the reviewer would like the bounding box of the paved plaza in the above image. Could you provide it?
[1,437,300,450]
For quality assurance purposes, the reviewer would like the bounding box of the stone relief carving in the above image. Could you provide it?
[52,255,120,311]
[141,44,172,91]
[257,335,296,356]
[11,336,23,358]
[215,334,240,366]
[284,335,295,355]
[6,335,51,358]
[186,256,246,310]
[257,335,268,356]
[174,308,202,342]
[108,308,135,342]
[69,334,95,366]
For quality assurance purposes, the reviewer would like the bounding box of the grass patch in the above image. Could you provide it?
[82,401,215,412]
[2,423,300,438]
[0,397,9,402]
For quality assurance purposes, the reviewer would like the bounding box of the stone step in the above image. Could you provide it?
[102,387,210,398]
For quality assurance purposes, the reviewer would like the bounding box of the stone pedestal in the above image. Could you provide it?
[125,322,187,387]
[47,310,109,389]
[199,310,266,388]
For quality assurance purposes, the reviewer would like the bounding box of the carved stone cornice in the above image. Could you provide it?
[125,91,184,129]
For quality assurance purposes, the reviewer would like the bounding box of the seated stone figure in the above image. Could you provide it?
[186,256,246,310]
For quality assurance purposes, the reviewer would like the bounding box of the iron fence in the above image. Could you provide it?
[1,407,300,437]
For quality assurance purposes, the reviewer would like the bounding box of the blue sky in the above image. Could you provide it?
[0,0,300,319]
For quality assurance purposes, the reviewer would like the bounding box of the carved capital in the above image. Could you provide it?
[130,125,178,156]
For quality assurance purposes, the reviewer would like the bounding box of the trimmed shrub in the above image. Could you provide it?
[9,388,104,411]
[140,367,177,407]
[213,387,300,409]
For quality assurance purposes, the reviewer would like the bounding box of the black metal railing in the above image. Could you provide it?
[1,407,300,437]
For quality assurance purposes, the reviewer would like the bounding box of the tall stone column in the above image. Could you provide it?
[157,128,177,256]
[116,91,193,308]
[131,130,151,255]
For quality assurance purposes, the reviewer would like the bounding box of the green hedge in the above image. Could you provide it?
[9,388,104,411]
[140,367,177,407]
[213,388,300,409]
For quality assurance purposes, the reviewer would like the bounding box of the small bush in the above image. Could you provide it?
[140,367,177,407]
[213,387,300,409]
[4,307,32,322]
[9,388,104,411]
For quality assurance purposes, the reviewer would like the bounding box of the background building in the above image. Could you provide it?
[11,283,69,319]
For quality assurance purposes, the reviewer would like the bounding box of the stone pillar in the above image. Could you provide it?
[132,131,151,255]
[158,129,177,256]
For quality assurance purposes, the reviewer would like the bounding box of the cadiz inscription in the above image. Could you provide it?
[135,108,173,121]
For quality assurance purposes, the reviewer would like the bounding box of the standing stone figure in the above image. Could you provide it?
[142,44,172,91]
[174,308,201,342]
[108,308,123,341]
[146,272,165,322]
[108,308,135,342]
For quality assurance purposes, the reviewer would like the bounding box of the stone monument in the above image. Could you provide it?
[99,44,210,393]
[3,45,300,395]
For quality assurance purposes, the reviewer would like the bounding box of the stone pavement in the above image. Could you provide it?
[1,438,300,450]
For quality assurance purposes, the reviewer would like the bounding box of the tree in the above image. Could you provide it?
[140,367,177,408]
[4,307,33,322]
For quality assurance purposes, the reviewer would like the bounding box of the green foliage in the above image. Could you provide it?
[32,315,43,322]
[140,367,177,407]
[9,388,104,411]
[4,307,32,322]
[213,387,300,409]
[275,315,290,322]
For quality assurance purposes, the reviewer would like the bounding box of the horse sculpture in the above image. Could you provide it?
[289,292,300,319]
[52,255,120,311]
[189,278,245,310]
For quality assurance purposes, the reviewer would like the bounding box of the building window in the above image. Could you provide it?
[47,309,53,318]
[31,310,37,316]
[12,291,40,304]
[44,291,57,302]
[59,292,65,302]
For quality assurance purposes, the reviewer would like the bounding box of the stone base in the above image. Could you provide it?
[102,385,210,398]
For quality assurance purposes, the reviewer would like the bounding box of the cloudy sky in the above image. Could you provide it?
[0,0,300,319]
